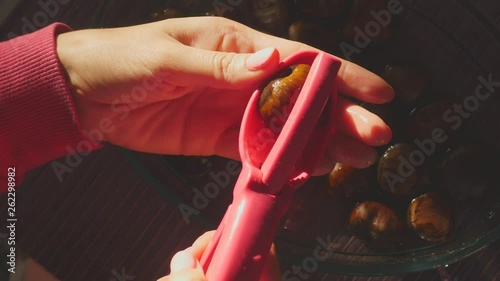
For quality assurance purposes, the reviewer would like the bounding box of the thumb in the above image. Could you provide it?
[170,46,280,89]
[158,249,206,281]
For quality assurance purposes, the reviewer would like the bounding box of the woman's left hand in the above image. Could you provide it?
[157,231,282,281]
[57,16,394,174]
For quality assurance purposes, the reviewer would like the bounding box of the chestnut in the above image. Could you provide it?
[377,143,429,200]
[348,201,405,249]
[437,144,495,201]
[380,63,430,105]
[328,163,373,198]
[259,64,310,128]
[408,192,453,243]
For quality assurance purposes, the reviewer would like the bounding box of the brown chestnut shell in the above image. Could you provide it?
[328,163,373,198]
[349,201,406,250]
[408,192,453,243]
[377,143,430,200]
[259,64,311,128]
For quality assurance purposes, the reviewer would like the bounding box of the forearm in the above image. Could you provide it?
[0,23,102,192]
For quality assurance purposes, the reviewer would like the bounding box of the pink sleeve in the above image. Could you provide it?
[0,23,103,193]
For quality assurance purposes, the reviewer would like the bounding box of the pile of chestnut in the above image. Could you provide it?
[330,140,496,251]
[152,0,498,252]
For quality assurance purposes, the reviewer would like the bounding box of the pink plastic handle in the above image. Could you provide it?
[260,52,341,193]
[201,164,295,281]
[200,51,341,281]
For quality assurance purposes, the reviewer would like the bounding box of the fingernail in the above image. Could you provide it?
[170,250,198,273]
[375,125,392,146]
[246,47,276,71]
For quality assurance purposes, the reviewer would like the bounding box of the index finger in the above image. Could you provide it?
[161,17,394,103]
[248,29,395,104]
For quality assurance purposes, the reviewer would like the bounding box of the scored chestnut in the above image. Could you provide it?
[408,192,453,243]
[348,201,405,249]
[377,143,429,200]
[328,163,373,198]
[259,64,311,128]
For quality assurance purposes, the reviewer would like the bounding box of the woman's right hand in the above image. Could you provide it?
[158,231,282,281]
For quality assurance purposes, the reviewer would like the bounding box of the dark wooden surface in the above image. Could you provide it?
[1,0,499,280]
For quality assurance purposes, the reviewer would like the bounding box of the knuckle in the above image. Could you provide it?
[212,52,236,83]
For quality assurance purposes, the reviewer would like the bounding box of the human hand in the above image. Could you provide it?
[157,231,281,281]
[56,16,394,174]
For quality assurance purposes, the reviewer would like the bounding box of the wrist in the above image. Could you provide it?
[56,31,103,142]
[56,31,83,98]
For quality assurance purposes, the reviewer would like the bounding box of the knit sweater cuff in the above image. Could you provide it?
[0,23,103,191]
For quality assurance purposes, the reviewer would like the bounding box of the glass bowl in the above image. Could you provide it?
[125,151,500,276]
[124,0,500,276]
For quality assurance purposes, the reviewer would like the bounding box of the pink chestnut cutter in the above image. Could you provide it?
[200,50,342,281]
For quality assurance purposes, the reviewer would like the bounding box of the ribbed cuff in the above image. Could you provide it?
[0,23,103,191]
